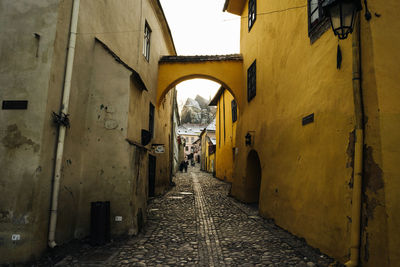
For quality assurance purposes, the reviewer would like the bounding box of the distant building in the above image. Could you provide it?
[200,120,216,173]
[177,124,206,159]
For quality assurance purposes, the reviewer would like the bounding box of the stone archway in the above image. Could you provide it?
[156,55,243,107]
[245,150,262,203]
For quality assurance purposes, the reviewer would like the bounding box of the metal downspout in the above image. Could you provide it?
[48,0,80,248]
[345,12,364,267]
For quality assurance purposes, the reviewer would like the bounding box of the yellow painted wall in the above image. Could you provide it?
[229,0,400,265]
[231,0,354,262]
[358,0,400,265]
[200,132,207,171]
[214,89,237,182]
[208,152,216,173]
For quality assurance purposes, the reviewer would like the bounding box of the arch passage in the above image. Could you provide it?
[156,55,243,107]
[245,150,262,203]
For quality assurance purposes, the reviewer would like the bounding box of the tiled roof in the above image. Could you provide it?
[159,54,243,63]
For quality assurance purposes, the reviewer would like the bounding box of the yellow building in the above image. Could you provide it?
[200,122,216,173]
[209,87,238,182]
[224,0,400,266]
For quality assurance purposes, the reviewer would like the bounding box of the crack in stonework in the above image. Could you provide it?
[192,172,225,267]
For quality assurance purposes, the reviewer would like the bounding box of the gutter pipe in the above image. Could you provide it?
[48,0,80,248]
[345,12,364,267]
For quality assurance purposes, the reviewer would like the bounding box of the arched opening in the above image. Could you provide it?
[158,74,237,108]
[245,150,262,203]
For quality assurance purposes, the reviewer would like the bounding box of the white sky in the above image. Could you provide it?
[159,0,240,112]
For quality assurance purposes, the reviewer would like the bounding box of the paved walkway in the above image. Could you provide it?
[35,166,337,266]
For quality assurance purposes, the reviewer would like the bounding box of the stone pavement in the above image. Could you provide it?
[34,166,339,267]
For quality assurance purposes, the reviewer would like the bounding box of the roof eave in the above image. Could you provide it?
[209,86,225,106]
[223,0,246,16]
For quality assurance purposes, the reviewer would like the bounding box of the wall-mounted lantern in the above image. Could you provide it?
[245,133,252,146]
[322,0,362,40]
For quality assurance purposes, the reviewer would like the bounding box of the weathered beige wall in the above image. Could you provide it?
[0,0,68,263]
[0,0,175,263]
[56,0,175,243]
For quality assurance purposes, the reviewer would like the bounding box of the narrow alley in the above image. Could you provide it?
[35,166,336,267]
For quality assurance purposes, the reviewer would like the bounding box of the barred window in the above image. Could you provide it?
[247,60,256,102]
[143,21,151,61]
[248,0,256,31]
[308,0,329,42]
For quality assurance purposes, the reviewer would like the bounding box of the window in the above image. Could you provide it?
[149,102,154,138]
[231,100,237,122]
[308,0,329,42]
[247,60,256,102]
[185,146,188,151]
[143,21,151,61]
[248,0,256,31]
[191,137,194,143]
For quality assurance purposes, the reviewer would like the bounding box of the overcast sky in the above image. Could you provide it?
[159,0,240,112]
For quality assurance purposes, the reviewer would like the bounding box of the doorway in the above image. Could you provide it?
[245,150,262,203]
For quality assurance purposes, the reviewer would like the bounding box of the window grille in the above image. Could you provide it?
[248,0,257,31]
[143,22,151,61]
[247,60,256,102]
[308,0,330,42]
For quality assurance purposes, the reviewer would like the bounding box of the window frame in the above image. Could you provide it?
[247,60,256,102]
[248,0,257,31]
[307,0,330,43]
[143,21,151,61]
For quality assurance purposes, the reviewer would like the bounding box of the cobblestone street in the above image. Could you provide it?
[35,166,337,267]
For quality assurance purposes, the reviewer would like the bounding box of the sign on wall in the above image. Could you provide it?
[152,144,165,153]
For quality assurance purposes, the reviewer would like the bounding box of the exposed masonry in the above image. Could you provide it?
[159,54,243,63]
[192,172,225,267]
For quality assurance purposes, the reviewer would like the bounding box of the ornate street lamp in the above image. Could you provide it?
[322,0,362,39]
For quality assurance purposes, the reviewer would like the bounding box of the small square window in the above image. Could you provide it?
[143,21,151,61]
[248,0,256,31]
[247,60,256,102]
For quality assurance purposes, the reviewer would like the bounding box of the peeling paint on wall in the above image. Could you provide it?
[364,146,384,193]
[2,124,40,152]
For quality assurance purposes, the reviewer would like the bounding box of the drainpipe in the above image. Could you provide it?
[345,12,363,267]
[48,0,80,248]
